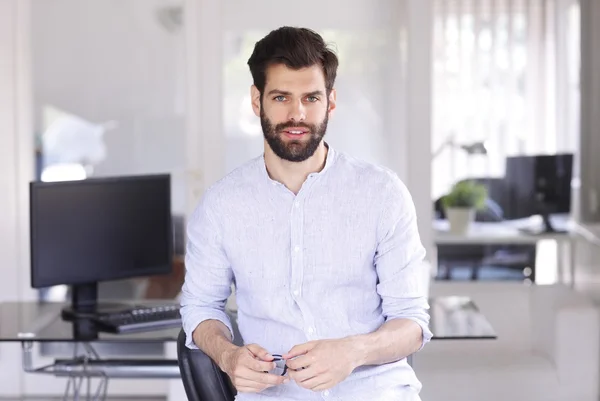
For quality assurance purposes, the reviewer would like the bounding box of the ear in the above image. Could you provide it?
[327,88,337,117]
[251,85,261,117]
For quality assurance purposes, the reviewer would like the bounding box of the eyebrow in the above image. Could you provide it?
[267,89,325,98]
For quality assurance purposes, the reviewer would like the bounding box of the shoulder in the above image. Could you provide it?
[192,156,262,217]
[333,150,412,203]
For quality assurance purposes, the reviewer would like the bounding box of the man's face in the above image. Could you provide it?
[251,64,336,162]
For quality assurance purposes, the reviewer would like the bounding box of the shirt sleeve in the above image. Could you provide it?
[374,174,433,351]
[179,194,235,349]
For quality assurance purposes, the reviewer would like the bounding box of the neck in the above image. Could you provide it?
[264,142,328,194]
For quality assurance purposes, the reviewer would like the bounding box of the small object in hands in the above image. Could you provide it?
[264,354,306,376]
[269,354,288,376]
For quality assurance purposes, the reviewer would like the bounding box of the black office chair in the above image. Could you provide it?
[177,329,237,401]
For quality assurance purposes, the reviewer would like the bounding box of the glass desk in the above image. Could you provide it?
[428,296,496,340]
[0,297,495,399]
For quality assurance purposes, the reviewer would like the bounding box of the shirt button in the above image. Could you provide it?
[307,327,314,334]
[294,246,300,252]
[323,390,330,396]
[293,290,299,296]
[294,202,300,208]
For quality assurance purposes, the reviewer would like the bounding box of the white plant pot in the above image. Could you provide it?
[446,207,475,234]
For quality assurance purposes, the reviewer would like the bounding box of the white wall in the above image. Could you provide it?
[579,0,600,223]
[0,0,22,305]
[573,0,600,291]
[0,0,33,395]
[32,0,188,214]
[0,2,21,396]
[405,0,434,265]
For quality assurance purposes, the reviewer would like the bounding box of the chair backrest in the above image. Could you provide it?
[176,329,237,401]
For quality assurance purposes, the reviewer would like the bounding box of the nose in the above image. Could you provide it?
[287,100,306,122]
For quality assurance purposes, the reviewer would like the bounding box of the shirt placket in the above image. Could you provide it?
[289,188,318,340]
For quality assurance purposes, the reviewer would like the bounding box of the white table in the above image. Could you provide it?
[574,222,600,247]
[433,217,579,286]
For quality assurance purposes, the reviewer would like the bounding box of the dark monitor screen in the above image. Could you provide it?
[30,174,172,289]
[504,153,573,220]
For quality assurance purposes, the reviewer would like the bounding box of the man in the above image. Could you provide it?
[180,26,432,401]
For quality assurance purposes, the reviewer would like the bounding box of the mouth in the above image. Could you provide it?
[281,128,309,139]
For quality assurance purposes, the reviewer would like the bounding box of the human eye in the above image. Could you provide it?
[305,96,319,103]
[273,95,286,102]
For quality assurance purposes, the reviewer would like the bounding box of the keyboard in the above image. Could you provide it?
[92,305,181,334]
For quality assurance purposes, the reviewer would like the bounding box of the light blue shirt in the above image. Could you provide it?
[181,145,432,401]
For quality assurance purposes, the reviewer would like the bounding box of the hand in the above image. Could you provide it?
[221,344,289,393]
[282,338,360,392]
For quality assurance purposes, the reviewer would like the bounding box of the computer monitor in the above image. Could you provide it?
[30,174,173,319]
[504,153,573,233]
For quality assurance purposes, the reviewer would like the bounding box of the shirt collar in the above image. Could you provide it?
[318,142,336,175]
[259,141,336,184]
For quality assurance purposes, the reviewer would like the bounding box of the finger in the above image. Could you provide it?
[246,344,274,361]
[235,377,276,392]
[286,353,313,370]
[238,366,288,386]
[242,354,277,373]
[288,365,319,384]
[283,342,315,359]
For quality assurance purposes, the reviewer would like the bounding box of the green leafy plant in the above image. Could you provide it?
[441,181,488,210]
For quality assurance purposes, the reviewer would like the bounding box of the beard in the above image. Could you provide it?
[260,104,329,163]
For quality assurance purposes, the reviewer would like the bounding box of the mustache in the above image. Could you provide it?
[274,121,314,132]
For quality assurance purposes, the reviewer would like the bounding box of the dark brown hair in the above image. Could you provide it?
[247,27,339,97]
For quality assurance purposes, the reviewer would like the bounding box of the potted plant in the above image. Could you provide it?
[441,181,487,234]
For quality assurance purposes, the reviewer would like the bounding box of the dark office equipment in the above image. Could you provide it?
[177,328,237,401]
[92,305,181,334]
[436,243,536,282]
[172,214,186,255]
[30,174,174,327]
[504,153,573,233]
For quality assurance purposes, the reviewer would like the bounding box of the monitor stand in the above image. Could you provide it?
[518,203,567,235]
[70,316,100,340]
[61,282,140,321]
